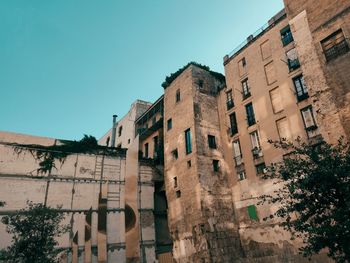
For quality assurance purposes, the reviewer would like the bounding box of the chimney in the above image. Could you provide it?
[111,115,118,147]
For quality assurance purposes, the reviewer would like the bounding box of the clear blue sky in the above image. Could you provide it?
[0,0,284,141]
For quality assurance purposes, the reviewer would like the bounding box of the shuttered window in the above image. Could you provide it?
[276,118,291,140]
[269,87,283,113]
[264,61,276,85]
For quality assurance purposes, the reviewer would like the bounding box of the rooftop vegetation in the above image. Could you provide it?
[161,62,225,89]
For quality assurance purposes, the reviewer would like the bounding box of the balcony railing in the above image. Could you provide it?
[252,147,263,159]
[324,40,349,61]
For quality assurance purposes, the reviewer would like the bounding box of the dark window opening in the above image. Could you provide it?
[118,126,123,137]
[153,136,159,159]
[173,177,178,188]
[241,78,251,100]
[213,160,220,172]
[185,128,192,154]
[187,160,192,168]
[238,171,246,181]
[144,143,149,158]
[167,118,172,130]
[245,103,256,126]
[176,190,181,198]
[255,163,266,175]
[281,25,293,46]
[229,112,238,135]
[293,74,308,101]
[171,149,178,160]
[226,90,234,110]
[176,89,181,102]
[208,135,217,149]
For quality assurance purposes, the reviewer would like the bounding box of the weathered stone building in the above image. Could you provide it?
[1,1,349,262]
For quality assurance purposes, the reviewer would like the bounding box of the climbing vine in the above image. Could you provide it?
[8,135,123,175]
[161,61,225,89]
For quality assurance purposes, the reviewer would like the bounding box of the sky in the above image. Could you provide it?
[0,0,284,141]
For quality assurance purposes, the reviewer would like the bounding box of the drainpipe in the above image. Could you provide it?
[111,114,118,147]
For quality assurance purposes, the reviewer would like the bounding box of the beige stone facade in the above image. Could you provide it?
[0,131,158,263]
[1,1,349,263]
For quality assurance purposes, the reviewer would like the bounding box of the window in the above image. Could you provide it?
[280,25,293,46]
[321,29,349,61]
[229,112,238,135]
[260,40,272,60]
[171,149,178,160]
[176,89,181,102]
[286,48,300,71]
[250,131,263,158]
[118,126,123,137]
[276,118,291,141]
[167,118,172,130]
[212,160,220,172]
[264,62,276,85]
[293,75,308,101]
[226,90,234,110]
[269,87,283,113]
[176,190,181,198]
[185,129,192,154]
[238,57,247,76]
[245,103,256,126]
[128,139,130,144]
[255,163,266,175]
[144,143,149,158]
[247,205,258,221]
[301,106,319,138]
[241,79,251,100]
[187,160,192,168]
[208,135,217,149]
[233,140,243,166]
[153,136,159,158]
[173,177,178,188]
[238,171,246,181]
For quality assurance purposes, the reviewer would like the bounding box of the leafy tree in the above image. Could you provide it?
[0,201,69,263]
[260,138,350,263]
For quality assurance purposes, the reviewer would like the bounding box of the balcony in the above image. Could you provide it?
[324,40,350,61]
[252,147,263,159]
